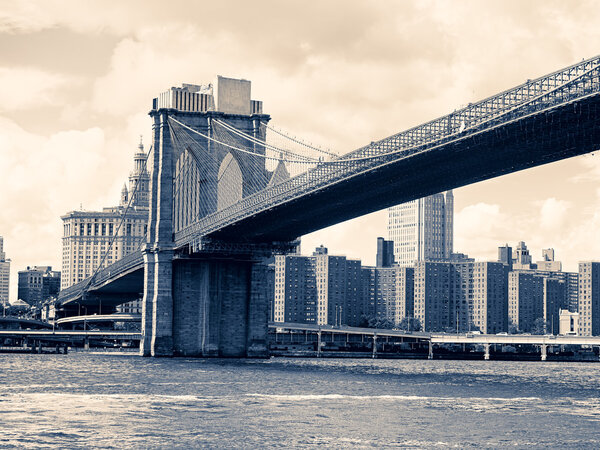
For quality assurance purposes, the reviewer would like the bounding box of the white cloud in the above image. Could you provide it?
[0,117,131,300]
[454,202,514,261]
[4,0,600,293]
[0,67,77,111]
[301,210,387,266]
[538,198,571,230]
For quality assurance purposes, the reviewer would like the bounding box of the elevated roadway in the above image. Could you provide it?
[0,330,141,340]
[270,322,430,340]
[0,317,53,329]
[430,333,600,346]
[56,313,141,327]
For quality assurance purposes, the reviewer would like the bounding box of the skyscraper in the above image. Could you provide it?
[0,237,10,308]
[376,237,394,268]
[388,191,453,266]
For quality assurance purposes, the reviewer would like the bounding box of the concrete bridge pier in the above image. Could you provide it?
[172,256,270,357]
[372,334,378,359]
[317,330,322,357]
[150,249,175,356]
[484,344,490,360]
[141,253,271,358]
[140,247,155,356]
[540,344,547,361]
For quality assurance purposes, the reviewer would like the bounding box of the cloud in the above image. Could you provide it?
[0,66,78,111]
[301,210,387,266]
[538,198,571,230]
[454,203,514,260]
[0,117,135,300]
[4,0,600,295]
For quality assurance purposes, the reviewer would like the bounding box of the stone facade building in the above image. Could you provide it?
[61,141,150,291]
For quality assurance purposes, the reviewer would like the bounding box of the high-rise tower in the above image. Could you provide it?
[387,191,454,266]
[0,236,10,307]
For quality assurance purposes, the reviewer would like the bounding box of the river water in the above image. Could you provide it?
[0,354,599,448]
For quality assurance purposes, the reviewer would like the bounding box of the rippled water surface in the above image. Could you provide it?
[1,354,599,448]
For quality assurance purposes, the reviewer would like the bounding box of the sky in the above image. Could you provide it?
[2,0,600,301]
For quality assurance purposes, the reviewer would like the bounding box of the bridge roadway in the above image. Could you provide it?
[0,317,53,329]
[0,330,140,338]
[178,57,600,246]
[56,313,141,326]
[270,323,600,346]
[429,333,600,346]
[59,87,600,307]
[270,322,430,340]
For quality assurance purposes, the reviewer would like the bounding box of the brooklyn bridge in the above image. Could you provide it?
[57,56,600,357]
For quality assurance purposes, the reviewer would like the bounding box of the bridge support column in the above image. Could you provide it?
[247,261,270,357]
[541,344,547,361]
[372,334,378,359]
[170,256,270,357]
[317,331,322,357]
[140,247,156,356]
[428,341,433,360]
[151,250,174,357]
[484,343,490,360]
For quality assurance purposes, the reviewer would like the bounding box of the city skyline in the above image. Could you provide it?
[4,2,600,301]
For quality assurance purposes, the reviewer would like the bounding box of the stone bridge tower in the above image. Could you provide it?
[141,76,279,357]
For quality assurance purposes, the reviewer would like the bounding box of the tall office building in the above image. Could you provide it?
[388,191,453,266]
[376,237,394,268]
[61,141,150,290]
[498,244,513,270]
[578,262,600,336]
[17,266,61,308]
[0,237,10,308]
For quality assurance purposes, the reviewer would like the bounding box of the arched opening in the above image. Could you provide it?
[217,152,243,210]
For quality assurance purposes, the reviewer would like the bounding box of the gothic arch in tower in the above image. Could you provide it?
[217,152,243,210]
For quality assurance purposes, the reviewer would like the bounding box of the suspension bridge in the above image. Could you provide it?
[57,58,600,357]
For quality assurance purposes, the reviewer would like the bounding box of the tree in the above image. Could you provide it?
[398,317,421,332]
[508,323,519,335]
[532,317,550,335]
[359,314,395,329]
